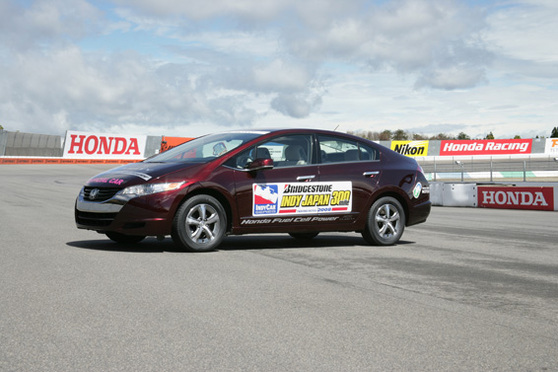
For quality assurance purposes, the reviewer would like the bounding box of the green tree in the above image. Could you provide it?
[392,129,409,140]
[0,124,4,130]
[514,135,521,139]
[457,132,470,140]
[551,127,558,138]
[484,132,495,140]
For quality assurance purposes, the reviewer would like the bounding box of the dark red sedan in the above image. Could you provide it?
[75,129,431,251]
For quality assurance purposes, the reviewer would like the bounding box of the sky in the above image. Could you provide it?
[1,0,557,139]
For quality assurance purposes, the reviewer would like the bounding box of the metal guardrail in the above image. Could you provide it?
[417,156,558,182]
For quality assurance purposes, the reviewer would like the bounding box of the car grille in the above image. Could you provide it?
[83,187,121,202]
[75,211,118,227]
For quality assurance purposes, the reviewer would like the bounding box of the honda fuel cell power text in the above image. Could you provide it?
[75,129,431,251]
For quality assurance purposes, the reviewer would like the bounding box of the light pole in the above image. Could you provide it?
[455,160,464,182]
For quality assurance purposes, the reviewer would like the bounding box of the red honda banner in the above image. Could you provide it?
[478,186,554,211]
[440,139,532,156]
[63,130,147,160]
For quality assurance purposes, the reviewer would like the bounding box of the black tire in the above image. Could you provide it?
[288,232,319,240]
[105,232,146,244]
[362,196,405,246]
[171,195,227,252]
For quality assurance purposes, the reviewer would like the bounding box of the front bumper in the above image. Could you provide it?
[74,192,178,236]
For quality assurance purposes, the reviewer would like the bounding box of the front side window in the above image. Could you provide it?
[228,134,314,169]
[318,135,379,163]
[145,131,266,163]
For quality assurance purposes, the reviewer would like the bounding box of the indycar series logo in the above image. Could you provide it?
[253,184,279,215]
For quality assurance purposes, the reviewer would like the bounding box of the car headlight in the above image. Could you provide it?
[119,181,186,199]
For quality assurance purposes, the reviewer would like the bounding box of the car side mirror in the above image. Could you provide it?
[247,158,274,171]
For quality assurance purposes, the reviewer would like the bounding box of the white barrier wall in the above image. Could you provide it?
[430,183,478,207]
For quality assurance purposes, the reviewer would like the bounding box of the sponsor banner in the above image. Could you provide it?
[391,141,429,157]
[160,136,193,153]
[252,182,352,216]
[478,186,554,211]
[545,138,558,155]
[63,130,147,160]
[440,139,532,156]
[0,157,136,165]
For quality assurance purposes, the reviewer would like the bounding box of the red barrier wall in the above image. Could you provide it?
[477,186,555,211]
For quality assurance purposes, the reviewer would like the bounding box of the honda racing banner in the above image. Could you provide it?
[477,186,555,211]
[440,139,532,156]
[63,130,147,160]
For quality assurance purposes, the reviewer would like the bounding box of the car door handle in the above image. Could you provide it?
[296,175,316,182]
[363,171,380,177]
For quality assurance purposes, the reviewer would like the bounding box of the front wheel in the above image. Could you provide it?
[171,195,227,252]
[362,196,405,246]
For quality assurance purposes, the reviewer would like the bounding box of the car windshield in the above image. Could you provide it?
[145,131,267,163]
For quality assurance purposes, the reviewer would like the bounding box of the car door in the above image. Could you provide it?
[227,133,322,231]
[316,134,381,226]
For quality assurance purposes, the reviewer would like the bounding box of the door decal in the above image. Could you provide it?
[252,182,352,216]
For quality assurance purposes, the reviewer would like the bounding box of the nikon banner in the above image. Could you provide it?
[391,141,429,157]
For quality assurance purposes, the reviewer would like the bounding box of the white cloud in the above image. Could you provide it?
[0,0,557,139]
[0,0,102,51]
[252,59,312,92]
[484,1,558,63]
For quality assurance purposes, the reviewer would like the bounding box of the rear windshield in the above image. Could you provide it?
[145,131,266,163]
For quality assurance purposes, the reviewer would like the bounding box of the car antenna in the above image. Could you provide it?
[333,125,339,131]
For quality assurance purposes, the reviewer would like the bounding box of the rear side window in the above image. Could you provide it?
[317,135,379,163]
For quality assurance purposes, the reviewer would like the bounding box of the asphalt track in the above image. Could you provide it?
[1,165,557,371]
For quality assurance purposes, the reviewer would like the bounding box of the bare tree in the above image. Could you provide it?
[412,133,428,140]
[430,133,452,140]
[379,130,392,140]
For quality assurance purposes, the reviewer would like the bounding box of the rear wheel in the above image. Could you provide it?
[288,232,319,240]
[171,195,227,252]
[362,196,405,246]
[105,232,146,244]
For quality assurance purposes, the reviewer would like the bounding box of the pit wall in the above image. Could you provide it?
[2,130,558,211]
[430,182,558,211]
[0,130,165,163]
[0,130,196,163]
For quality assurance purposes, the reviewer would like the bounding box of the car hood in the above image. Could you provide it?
[85,162,203,187]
